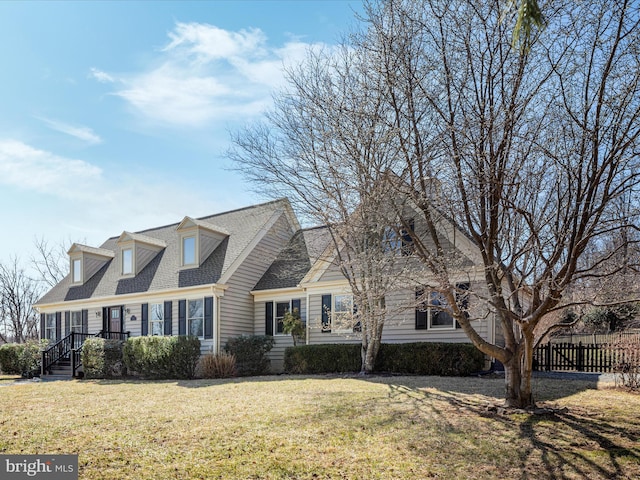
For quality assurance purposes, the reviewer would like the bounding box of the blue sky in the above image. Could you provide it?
[0,0,363,267]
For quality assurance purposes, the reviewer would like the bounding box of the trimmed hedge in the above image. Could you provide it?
[122,336,201,379]
[376,342,485,376]
[284,342,485,376]
[0,341,47,377]
[82,338,126,379]
[284,344,361,374]
[224,335,275,376]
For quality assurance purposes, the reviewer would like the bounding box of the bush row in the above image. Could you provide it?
[0,341,48,377]
[284,342,485,376]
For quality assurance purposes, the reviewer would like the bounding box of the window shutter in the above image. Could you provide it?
[265,301,273,336]
[204,296,214,339]
[141,303,148,336]
[64,311,70,336]
[401,219,415,255]
[321,294,332,333]
[40,313,45,340]
[178,300,186,336]
[55,312,62,340]
[81,309,88,333]
[164,301,173,335]
[415,289,427,329]
[102,307,108,332]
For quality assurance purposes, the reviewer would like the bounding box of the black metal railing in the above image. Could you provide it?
[43,330,130,377]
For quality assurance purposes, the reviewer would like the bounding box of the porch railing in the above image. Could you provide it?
[42,330,130,377]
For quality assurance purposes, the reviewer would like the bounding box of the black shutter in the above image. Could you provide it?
[164,301,173,335]
[81,309,88,333]
[55,312,62,340]
[40,313,45,340]
[64,311,70,335]
[102,307,108,332]
[178,300,186,336]
[321,294,332,333]
[265,301,273,336]
[291,299,301,327]
[204,296,214,339]
[141,303,148,336]
[415,289,427,329]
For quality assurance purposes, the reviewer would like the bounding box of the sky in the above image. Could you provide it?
[0,0,363,269]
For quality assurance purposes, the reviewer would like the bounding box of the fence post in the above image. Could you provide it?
[545,342,552,371]
[577,342,584,371]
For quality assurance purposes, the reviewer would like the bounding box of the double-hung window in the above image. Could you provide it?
[415,283,469,330]
[182,236,196,266]
[187,299,204,338]
[45,313,57,342]
[122,248,133,275]
[72,259,82,283]
[70,311,83,333]
[321,294,357,333]
[265,299,301,336]
[150,303,164,336]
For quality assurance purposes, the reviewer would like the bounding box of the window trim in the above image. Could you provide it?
[121,247,134,276]
[72,258,82,283]
[70,311,83,333]
[149,302,164,336]
[186,298,204,339]
[45,313,57,342]
[415,284,468,331]
[181,235,197,267]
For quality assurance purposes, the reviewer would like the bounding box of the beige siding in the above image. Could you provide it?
[254,298,307,372]
[219,213,295,350]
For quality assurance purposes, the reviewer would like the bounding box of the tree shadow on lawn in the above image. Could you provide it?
[357,379,640,479]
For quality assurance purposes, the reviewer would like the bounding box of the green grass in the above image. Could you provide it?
[0,375,638,479]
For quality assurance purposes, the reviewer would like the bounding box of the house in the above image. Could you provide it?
[35,198,498,375]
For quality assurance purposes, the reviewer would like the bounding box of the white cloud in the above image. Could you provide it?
[36,116,103,145]
[92,22,330,128]
[90,68,115,83]
[0,140,102,196]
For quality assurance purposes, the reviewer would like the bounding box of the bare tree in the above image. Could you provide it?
[32,236,74,289]
[0,257,42,343]
[229,46,410,373]
[360,0,640,407]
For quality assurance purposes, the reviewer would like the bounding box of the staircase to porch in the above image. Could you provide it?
[41,331,130,379]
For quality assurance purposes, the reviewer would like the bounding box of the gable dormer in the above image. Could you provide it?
[176,217,229,268]
[116,232,167,277]
[67,244,114,285]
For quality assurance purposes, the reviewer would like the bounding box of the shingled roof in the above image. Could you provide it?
[253,225,331,291]
[36,199,293,305]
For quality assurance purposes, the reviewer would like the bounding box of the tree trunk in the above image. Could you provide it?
[361,337,380,374]
[504,350,535,408]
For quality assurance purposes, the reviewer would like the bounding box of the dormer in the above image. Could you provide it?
[176,217,229,268]
[116,232,167,277]
[67,244,115,285]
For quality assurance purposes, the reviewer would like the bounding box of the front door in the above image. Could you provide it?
[106,306,123,334]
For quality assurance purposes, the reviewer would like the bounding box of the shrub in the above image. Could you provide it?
[0,340,48,377]
[282,308,305,346]
[224,335,275,376]
[284,344,361,374]
[376,342,485,376]
[284,342,485,376]
[198,352,237,378]
[612,336,640,390]
[122,336,201,379]
[82,338,126,379]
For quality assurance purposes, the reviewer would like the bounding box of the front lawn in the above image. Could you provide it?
[0,375,638,479]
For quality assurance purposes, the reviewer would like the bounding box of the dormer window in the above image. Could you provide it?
[72,258,82,283]
[122,248,133,275]
[116,232,166,278]
[182,236,196,266]
[176,216,229,269]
